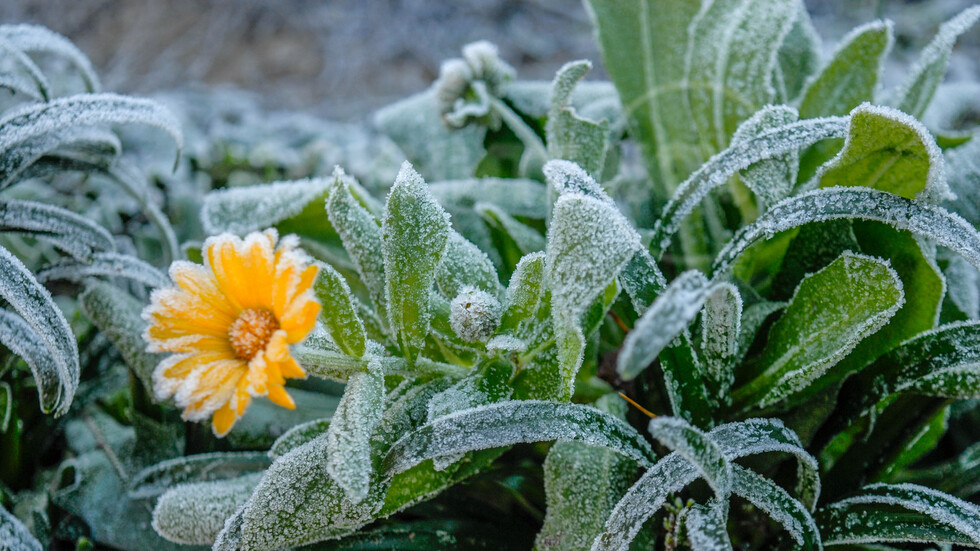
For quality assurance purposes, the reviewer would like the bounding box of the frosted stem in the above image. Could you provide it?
[488,96,549,166]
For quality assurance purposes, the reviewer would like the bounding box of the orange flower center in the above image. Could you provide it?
[228,308,280,360]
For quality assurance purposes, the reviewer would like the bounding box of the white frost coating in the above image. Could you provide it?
[129,451,269,499]
[476,202,546,254]
[0,37,51,101]
[544,159,614,203]
[500,252,545,330]
[0,93,181,163]
[383,400,656,477]
[0,198,115,260]
[946,250,980,320]
[592,418,821,551]
[325,355,384,503]
[429,178,548,219]
[152,473,263,545]
[437,231,502,299]
[486,334,527,355]
[0,124,120,189]
[701,282,742,400]
[891,5,980,118]
[381,161,451,355]
[0,249,78,416]
[820,483,980,546]
[1,501,42,551]
[37,252,169,289]
[0,24,100,91]
[201,177,330,235]
[651,117,849,255]
[450,287,502,342]
[712,187,980,278]
[617,270,710,380]
[682,502,734,551]
[269,418,331,460]
[648,417,733,499]
[729,105,799,210]
[731,466,822,550]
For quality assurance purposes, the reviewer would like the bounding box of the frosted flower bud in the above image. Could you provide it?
[434,58,474,115]
[461,40,515,94]
[450,287,502,342]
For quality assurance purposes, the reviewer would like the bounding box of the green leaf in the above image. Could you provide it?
[201,177,331,236]
[730,105,800,210]
[374,89,487,181]
[651,116,849,256]
[382,401,656,478]
[314,262,367,358]
[38,252,169,289]
[268,418,331,460]
[78,280,161,392]
[426,360,513,421]
[682,502,733,551]
[130,452,270,500]
[152,473,263,545]
[0,24,101,91]
[685,0,797,152]
[817,483,980,547]
[326,170,389,329]
[437,231,502,300]
[647,416,732,499]
[730,466,821,550]
[700,283,742,403]
[816,103,950,202]
[381,162,451,359]
[499,252,545,332]
[546,60,609,178]
[775,2,822,102]
[712,187,980,277]
[0,381,10,432]
[798,20,893,118]
[891,5,980,118]
[326,354,385,503]
[618,249,666,314]
[733,252,904,410]
[0,198,115,260]
[0,246,78,416]
[0,125,120,189]
[316,519,519,550]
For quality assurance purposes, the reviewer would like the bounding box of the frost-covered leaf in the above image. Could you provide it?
[326,354,384,503]
[890,6,980,118]
[945,254,980,319]
[593,418,819,551]
[712,187,980,277]
[383,400,656,477]
[268,418,331,460]
[437,231,502,300]
[382,162,451,358]
[0,39,49,101]
[618,249,666,315]
[201,177,331,236]
[700,283,741,401]
[798,21,893,118]
[682,502,733,551]
[730,105,800,209]
[78,280,160,391]
[429,178,548,220]
[0,125,120,189]
[313,262,366,358]
[546,60,609,178]
[817,483,980,547]
[648,416,732,499]
[617,270,711,380]
[476,202,545,256]
[38,252,169,289]
[684,0,797,151]
[944,133,980,228]
[427,360,513,421]
[326,169,388,327]
[651,117,849,256]
[545,158,612,203]
[731,466,822,550]
[0,64,45,100]
[499,252,545,332]
[0,24,100,91]
[130,452,269,499]
[152,473,262,545]
[0,93,181,170]
[0,504,42,551]
[0,198,115,260]
[775,2,821,103]
[536,395,636,551]
[816,103,949,202]
[0,381,10,432]
[374,89,486,181]
[0,246,78,416]
[733,252,903,410]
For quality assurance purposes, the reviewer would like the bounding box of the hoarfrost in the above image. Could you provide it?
[0,247,78,416]
[0,502,42,551]
[152,472,262,545]
[499,252,545,331]
[269,418,331,460]
[0,24,100,91]
[201,177,330,235]
[428,178,548,219]
[449,287,502,343]
[38,252,169,289]
[546,60,610,178]
[129,452,269,500]
[325,355,384,503]
[313,262,367,359]
[0,124,120,189]
[700,283,742,400]
[731,466,822,550]
[0,197,115,260]
[618,250,667,315]
[712,187,980,278]
[544,159,613,204]
[651,117,848,255]
[681,502,733,551]
[729,105,799,209]
[617,270,710,380]
[383,400,656,477]
[437,231,502,299]
[647,416,733,499]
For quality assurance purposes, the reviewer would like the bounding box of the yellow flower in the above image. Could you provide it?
[143,229,320,436]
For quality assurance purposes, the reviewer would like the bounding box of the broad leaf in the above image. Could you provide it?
[313,262,366,358]
[152,473,263,545]
[130,452,270,499]
[546,60,609,178]
[326,354,385,503]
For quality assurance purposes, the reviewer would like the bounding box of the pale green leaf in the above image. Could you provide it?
[546,60,609,178]
[313,262,366,358]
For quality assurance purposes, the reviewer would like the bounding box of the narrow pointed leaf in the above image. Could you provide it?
[313,262,366,359]
[0,198,115,260]
[547,60,609,178]
[129,452,270,499]
[326,354,385,503]
[38,252,169,289]
[731,466,822,550]
[0,24,100,91]
[647,416,732,499]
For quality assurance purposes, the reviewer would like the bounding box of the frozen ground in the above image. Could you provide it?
[4,0,978,121]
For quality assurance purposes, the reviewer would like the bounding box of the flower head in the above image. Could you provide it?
[143,229,320,436]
